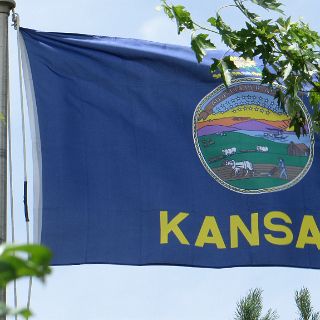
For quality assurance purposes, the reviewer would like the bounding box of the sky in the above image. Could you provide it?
[5,0,320,319]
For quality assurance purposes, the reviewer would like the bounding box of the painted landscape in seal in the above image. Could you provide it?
[193,80,314,193]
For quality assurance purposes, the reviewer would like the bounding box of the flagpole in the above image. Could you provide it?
[0,0,16,316]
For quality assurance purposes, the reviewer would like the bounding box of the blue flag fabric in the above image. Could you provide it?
[20,28,320,268]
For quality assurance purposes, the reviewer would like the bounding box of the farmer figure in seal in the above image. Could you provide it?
[278,158,288,180]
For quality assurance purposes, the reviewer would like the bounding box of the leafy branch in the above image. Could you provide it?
[234,287,320,320]
[0,244,52,319]
[295,287,320,320]
[235,288,278,320]
[161,0,320,135]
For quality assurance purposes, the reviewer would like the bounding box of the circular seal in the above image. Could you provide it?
[193,78,314,194]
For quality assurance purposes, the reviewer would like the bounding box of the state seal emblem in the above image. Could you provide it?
[193,78,314,194]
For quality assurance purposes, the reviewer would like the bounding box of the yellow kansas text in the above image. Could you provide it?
[159,211,320,249]
[296,215,320,249]
[264,211,293,245]
[195,216,226,248]
[160,211,190,245]
[230,213,259,248]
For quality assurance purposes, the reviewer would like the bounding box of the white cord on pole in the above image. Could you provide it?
[12,10,33,318]
[13,14,27,183]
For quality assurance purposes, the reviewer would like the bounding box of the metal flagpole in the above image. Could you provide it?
[0,0,16,316]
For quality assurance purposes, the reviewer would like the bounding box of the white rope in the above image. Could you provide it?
[13,15,27,182]
[7,13,18,319]
[12,10,33,318]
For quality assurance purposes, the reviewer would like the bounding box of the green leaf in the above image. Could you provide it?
[0,302,32,319]
[277,16,291,30]
[289,112,306,138]
[0,113,4,123]
[0,244,52,287]
[283,62,292,80]
[210,57,235,86]
[222,55,237,70]
[213,14,239,48]
[309,91,320,107]
[249,0,284,14]
[207,17,217,27]
[12,308,33,319]
[172,5,194,34]
[261,66,277,84]
[160,0,174,19]
[220,60,232,86]
[0,244,52,318]
[160,1,194,34]
[274,89,286,111]
[191,33,215,63]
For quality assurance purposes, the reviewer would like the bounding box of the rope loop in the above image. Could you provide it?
[11,9,20,30]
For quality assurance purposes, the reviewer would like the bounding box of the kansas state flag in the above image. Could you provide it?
[20,28,320,268]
